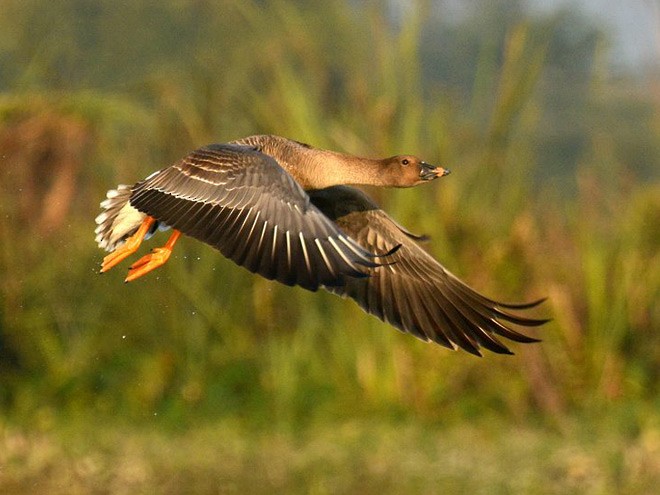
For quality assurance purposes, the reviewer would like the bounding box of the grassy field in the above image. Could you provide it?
[0,1,659,493]
[2,410,659,494]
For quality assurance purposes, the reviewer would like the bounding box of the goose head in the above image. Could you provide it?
[381,155,450,187]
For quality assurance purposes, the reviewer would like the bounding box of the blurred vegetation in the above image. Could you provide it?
[0,0,658,492]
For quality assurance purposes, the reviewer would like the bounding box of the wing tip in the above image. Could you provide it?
[496,296,547,310]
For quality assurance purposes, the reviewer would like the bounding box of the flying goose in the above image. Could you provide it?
[96,134,546,355]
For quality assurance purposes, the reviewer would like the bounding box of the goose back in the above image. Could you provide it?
[128,144,379,291]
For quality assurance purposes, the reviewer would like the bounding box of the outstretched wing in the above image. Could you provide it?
[310,186,547,355]
[129,144,378,291]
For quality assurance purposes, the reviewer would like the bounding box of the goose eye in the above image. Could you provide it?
[401,159,410,166]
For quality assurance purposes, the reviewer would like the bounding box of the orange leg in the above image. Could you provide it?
[100,216,156,273]
[124,230,182,283]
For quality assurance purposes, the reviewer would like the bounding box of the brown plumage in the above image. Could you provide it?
[96,134,547,355]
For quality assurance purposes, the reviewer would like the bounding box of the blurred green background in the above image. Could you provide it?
[1,0,659,493]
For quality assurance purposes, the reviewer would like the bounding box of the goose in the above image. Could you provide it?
[95,134,547,355]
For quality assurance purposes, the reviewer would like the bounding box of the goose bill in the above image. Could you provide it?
[419,162,449,181]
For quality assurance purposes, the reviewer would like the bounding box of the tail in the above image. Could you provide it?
[95,185,146,252]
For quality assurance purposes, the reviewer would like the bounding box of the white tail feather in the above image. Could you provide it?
[95,185,146,251]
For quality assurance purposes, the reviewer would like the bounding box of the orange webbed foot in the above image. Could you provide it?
[100,216,156,273]
[124,230,181,282]
[101,247,137,273]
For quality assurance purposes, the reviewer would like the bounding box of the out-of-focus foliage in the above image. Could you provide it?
[2,417,660,494]
[0,2,658,488]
